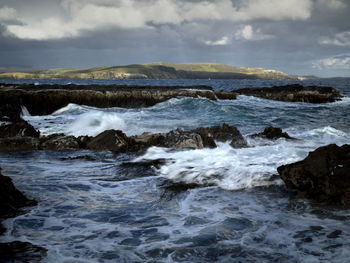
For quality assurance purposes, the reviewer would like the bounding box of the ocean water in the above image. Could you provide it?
[0,78,350,262]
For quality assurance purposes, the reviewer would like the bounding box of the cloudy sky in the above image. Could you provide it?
[0,0,349,77]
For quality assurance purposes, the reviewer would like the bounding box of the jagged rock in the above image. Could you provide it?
[0,241,47,262]
[250,126,293,140]
[278,144,350,206]
[162,129,204,149]
[0,137,40,152]
[0,84,220,117]
[236,84,341,103]
[40,134,80,151]
[0,168,36,218]
[86,130,130,152]
[192,123,247,148]
[0,120,40,138]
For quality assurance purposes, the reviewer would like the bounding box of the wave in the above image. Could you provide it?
[67,111,127,137]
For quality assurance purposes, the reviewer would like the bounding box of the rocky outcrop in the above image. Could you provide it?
[0,241,47,262]
[40,134,80,151]
[250,126,293,140]
[0,168,36,219]
[192,123,247,148]
[0,137,40,152]
[236,84,341,103]
[0,120,40,138]
[86,130,130,152]
[278,144,350,206]
[0,168,46,261]
[0,84,224,117]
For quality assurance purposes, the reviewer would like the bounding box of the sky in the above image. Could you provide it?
[0,0,349,77]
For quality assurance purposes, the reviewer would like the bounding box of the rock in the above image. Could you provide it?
[60,155,96,161]
[0,137,40,152]
[0,241,47,262]
[87,130,130,152]
[162,129,204,149]
[0,168,36,218]
[40,134,80,151]
[278,144,350,206]
[0,84,222,116]
[236,84,341,103]
[250,126,293,140]
[192,123,247,148]
[133,129,210,150]
[0,120,40,138]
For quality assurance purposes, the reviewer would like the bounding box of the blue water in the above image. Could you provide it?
[0,78,350,262]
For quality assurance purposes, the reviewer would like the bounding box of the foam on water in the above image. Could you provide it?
[67,111,126,137]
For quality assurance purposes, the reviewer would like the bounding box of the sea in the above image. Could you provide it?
[0,78,349,262]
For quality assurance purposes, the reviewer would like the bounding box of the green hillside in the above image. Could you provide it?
[0,62,298,80]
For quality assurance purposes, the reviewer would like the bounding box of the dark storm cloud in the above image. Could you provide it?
[0,0,349,76]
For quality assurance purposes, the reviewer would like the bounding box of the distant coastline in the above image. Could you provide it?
[0,62,310,80]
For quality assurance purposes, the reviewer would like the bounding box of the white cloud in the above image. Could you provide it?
[235,25,274,41]
[319,31,350,47]
[204,36,230,46]
[0,6,17,22]
[312,54,350,70]
[3,0,313,40]
[316,0,347,10]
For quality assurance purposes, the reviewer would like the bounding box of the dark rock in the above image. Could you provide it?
[250,126,293,140]
[0,120,40,138]
[87,130,130,152]
[0,241,47,262]
[133,129,210,150]
[0,168,36,218]
[192,123,247,148]
[0,137,40,152]
[327,230,342,239]
[0,84,221,116]
[278,144,350,206]
[40,134,80,151]
[236,84,341,103]
[60,155,96,161]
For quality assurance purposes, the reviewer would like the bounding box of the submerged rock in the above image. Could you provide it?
[250,126,293,140]
[236,84,341,103]
[278,144,350,206]
[0,120,40,138]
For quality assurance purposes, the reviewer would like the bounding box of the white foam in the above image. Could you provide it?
[67,111,127,137]
[20,106,31,117]
[134,140,308,191]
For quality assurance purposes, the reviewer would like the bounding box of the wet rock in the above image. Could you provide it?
[250,126,293,140]
[0,84,221,115]
[0,168,37,218]
[162,129,204,149]
[60,155,96,161]
[0,241,47,262]
[0,120,40,138]
[278,144,350,206]
[0,137,40,152]
[236,84,341,103]
[192,123,247,148]
[87,130,130,152]
[327,230,342,239]
[133,129,212,150]
[40,134,80,151]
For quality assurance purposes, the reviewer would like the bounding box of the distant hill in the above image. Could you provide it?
[0,62,299,80]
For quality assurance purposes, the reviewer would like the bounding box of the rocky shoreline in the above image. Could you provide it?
[0,83,341,120]
[1,117,349,206]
